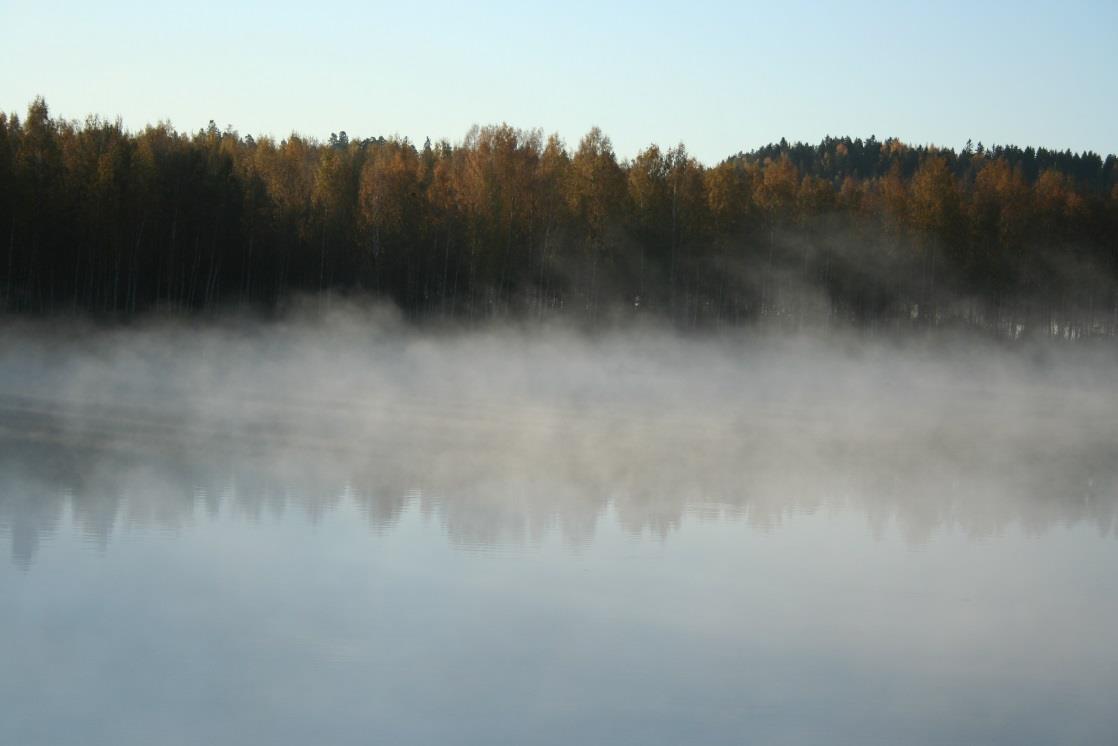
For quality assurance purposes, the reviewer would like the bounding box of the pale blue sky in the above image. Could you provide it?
[2,0,1115,163]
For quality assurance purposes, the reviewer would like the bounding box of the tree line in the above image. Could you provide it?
[2,98,1116,334]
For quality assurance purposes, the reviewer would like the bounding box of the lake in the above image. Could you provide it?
[2,320,1116,745]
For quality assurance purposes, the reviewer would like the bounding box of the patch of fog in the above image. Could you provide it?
[1,305,1116,566]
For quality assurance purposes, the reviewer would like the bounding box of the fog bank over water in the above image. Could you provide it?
[2,308,1116,566]
[4,310,1118,746]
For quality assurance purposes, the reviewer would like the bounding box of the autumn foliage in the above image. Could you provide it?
[2,99,1116,334]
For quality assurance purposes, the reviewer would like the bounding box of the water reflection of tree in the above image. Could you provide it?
[3,407,1115,568]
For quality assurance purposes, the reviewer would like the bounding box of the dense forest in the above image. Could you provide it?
[2,98,1116,334]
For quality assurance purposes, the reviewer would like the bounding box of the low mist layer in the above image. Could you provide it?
[2,310,1115,568]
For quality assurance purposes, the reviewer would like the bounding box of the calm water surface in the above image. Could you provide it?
[2,326,1117,745]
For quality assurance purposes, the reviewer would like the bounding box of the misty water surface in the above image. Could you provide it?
[1,314,1117,745]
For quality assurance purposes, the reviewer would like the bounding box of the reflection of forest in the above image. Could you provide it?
[2,388,1115,569]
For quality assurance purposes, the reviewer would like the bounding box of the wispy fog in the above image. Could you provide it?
[2,307,1116,567]
[3,310,1118,746]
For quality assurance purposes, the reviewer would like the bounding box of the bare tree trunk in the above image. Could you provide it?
[319,213,327,296]
[244,233,254,302]
[6,216,14,307]
[441,235,449,315]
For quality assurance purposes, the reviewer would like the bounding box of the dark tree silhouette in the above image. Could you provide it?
[1,99,1115,335]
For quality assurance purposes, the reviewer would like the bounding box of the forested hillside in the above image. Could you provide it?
[2,99,1116,334]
